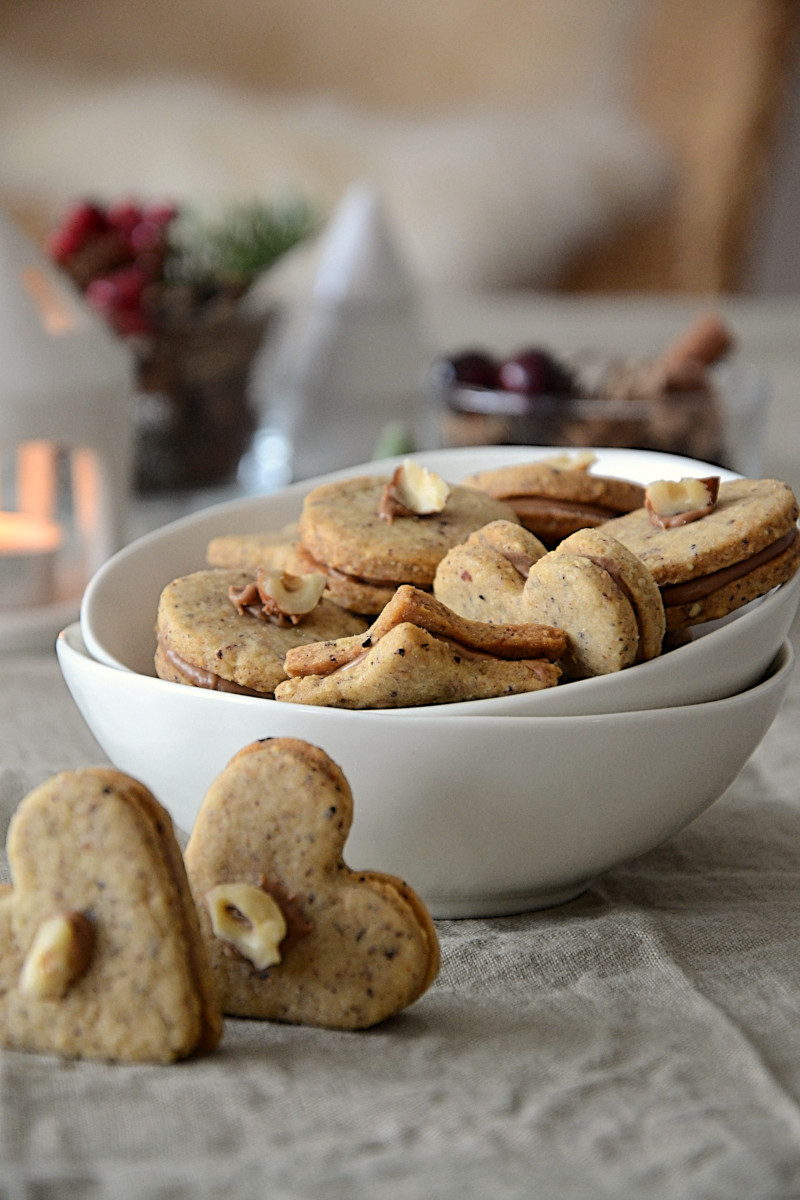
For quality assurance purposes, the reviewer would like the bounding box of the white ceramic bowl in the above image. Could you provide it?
[57,621,793,918]
[80,446,799,715]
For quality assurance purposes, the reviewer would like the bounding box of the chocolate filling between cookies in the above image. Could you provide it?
[506,497,628,523]
[158,640,272,697]
[577,553,649,663]
[494,546,541,579]
[296,544,434,596]
[658,528,798,607]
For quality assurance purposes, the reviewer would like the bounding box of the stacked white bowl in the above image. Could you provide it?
[58,448,798,917]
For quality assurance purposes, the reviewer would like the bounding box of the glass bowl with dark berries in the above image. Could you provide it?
[47,196,317,492]
[431,312,741,469]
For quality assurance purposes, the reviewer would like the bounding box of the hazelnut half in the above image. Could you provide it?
[645,476,720,528]
[206,882,288,971]
[19,910,95,999]
[257,568,326,622]
[379,459,451,521]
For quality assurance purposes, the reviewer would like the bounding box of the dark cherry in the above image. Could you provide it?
[498,348,574,396]
[436,349,499,389]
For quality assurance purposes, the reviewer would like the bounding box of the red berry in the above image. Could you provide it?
[129,219,167,254]
[107,199,143,233]
[92,263,146,306]
[142,201,179,226]
[84,276,119,313]
[116,263,151,301]
[46,201,109,262]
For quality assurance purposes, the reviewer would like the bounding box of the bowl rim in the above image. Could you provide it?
[58,621,795,727]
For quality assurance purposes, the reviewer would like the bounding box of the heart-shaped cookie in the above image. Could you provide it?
[0,768,222,1062]
[184,738,440,1029]
[521,527,666,678]
[433,519,547,623]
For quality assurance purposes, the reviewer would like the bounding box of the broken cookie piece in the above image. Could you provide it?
[275,584,565,708]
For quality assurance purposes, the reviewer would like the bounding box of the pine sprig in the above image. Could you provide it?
[167,197,319,289]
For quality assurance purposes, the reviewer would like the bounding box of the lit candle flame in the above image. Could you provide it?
[0,511,62,555]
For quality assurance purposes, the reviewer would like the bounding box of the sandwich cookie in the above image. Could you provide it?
[602,477,800,630]
[461,453,645,546]
[295,461,521,615]
[521,527,666,678]
[155,568,368,697]
[0,768,222,1063]
[185,738,440,1029]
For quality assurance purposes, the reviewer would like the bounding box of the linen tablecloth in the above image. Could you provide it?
[1,615,799,1200]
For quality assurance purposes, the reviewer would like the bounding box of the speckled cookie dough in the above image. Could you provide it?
[184,738,440,1030]
[296,472,521,614]
[154,569,368,696]
[521,527,666,678]
[602,478,800,629]
[276,621,560,707]
[461,456,645,545]
[433,520,548,623]
[0,768,222,1063]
